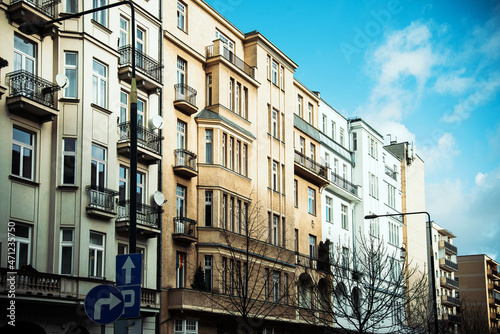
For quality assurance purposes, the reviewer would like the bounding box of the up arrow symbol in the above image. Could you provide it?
[122,256,136,284]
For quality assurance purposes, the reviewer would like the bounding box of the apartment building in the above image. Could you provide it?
[429,222,460,332]
[457,254,500,333]
[0,0,162,332]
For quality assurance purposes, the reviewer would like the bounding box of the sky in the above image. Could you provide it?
[205,0,500,260]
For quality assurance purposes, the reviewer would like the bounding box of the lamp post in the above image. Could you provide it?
[365,211,439,334]
[20,2,139,253]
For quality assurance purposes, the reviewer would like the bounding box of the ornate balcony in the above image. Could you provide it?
[173,83,198,115]
[384,165,398,181]
[439,258,458,272]
[172,217,197,244]
[326,170,360,202]
[294,150,329,187]
[206,44,255,79]
[441,295,460,307]
[116,200,161,238]
[440,276,459,290]
[118,45,163,93]
[7,0,60,27]
[173,149,198,179]
[85,185,118,219]
[117,122,162,165]
[439,240,458,255]
[5,70,59,122]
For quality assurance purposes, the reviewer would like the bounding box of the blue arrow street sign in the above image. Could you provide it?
[118,285,141,319]
[85,284,124,324]
[116,253,142,287]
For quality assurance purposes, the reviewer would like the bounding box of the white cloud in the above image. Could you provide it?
[427,165,500,261]
[434,69,475,95]
[418,132,460,173]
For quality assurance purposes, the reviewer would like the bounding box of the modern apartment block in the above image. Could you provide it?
[429,222,460,332]
[0,0,163,332]
[457,254,500,334]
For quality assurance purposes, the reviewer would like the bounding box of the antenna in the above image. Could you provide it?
[149,115,164,130]
[152,191,167,206]
[55,74,69,89]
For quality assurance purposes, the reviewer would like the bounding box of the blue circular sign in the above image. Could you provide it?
[84,284,124,324]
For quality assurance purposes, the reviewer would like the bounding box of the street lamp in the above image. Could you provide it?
[20,1,139,254]
[365,211,439,334]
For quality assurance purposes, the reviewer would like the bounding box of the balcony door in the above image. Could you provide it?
[177,58,186,99]
[14,34,36,97]
[136,27,145,68]
[176,120,186,165]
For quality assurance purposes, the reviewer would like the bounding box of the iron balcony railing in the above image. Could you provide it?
[442,240,458,254]
[441,276,460,289]
[385,165,397,181]
[174,149,197,170]
[11,0,60,18]
[440,258,459,271]
[118,122,162,156]
[86,185,119,213]
[441,295,460,307]
[118,45,163,83]
[206,45,255,79]
[328,170,359,196]
[174,83,197,106]
[295,252,330,273]
[117,200,161,229]
[173,217,197,237]
[6,70,58,108]
[294,150,328,179]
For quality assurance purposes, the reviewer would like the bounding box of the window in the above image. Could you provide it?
[176,120,186,150]
[215,29,234,53]
[235,83,241,114]
[222,133,227,167]
[325,197,333,223]
[14,223,31,269]
[60,229,74,275]
[118,243,127,255]
[307,103,313,124]
[176,252,185,288]
[92,60,107,108]
[340,128,345,146]
[272,215,279,245]
[136,27,145,67]
[119,91,127,123]
[273,271,280,302]
[387,184,396,209]
[206,74,212,106]
[205,256,212,291]
[176,185,186,218]
[297,95,302,117]
[341,205,348,229]
[222,194,227,229]
[331,121,336,140]
[205,191,212,227]
[309,235,316,259]
[174,319,198,334]
[272,161,278,191]
[369,138,378,159]
[294,229,299,252]
[236,200,242,234]
[64,52,77,98]
[265,268,269,300]
[228,78,234,110]
[91,144,106,188]
[229,197,234,232]
[136,172,145,204]
[353,132,357,151]
[229,137,234,170]
[310,143,315,162]
[271,59,278,85]
[177,57,186,90]
[177,1,186,31]
[89,231,104,277]
[280,65,284,89]
[266,55,270,79]
[66,0,77,13]
[12,127,34,180]
[342,247,349,274]
[322,114,327,133]
[242,88,248,119]
[294,180,298,207]
[205,129,213,163]
[284,273,289,304]
[14,34,36,75]
[389,222,400,246]
[308,187,315,215]
[236,141,241,173]
[369,173,379,198]
[242,144,248,176]
[62,138,76,185]
[271,109,278,138]
[92,0,107,26]
[119,17,128,48]
[370,217,379,238]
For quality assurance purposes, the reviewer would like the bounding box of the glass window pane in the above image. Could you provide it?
[62,229,73,241]
[18,243,29,267]
[63,156,75,184]
[13,128,32,145]
[65,68,77,98]
[17,225,30,238]
[22,149,32,179]
[92,145,105,160]
[90,232,103,245]
[64,139,76,152]
[61,246,72,274]
[12,144,20,175]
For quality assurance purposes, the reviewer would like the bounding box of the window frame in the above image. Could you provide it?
[176,252,185,288]
[88,231,105,278]
[60,228,74,275]
[90,144,106,188]
[325,196,333,223]
[92,0,107,27]
[177,1,186,32]
[205,129,213,163]
[12,127,35,181]
[308,187,316,215]
[92,59,107,108]
[64,52,78,98]
[14,223,32,269]
[62,138,77,185]
[341,204,348,230]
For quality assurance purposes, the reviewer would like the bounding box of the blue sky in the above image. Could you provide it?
[205,0,500,260]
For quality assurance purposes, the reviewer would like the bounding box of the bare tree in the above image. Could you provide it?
[458,293,490,334]
[300,234,430,334]
[196,203,297,334]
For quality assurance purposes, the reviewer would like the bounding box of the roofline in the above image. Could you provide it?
[348,117,384,140]
[293,78,320,102]
[319,97,348,122]
[244,31,298,70]
[196,0,246,38]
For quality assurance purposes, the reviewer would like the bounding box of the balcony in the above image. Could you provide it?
[327,170,360,202]
[85,185,118,219]
[488,268,500,278]
[117,122,162,165]
[116,201,161,238]
[295,252,330,273]
[118,45,163,93]
[384,165,398,181]
[173,149,198,179]
[206,44,256,79]
[173,83,198,115]
[7,0,60,27]
[441,295,460,307]
[439,258,458,272]
[439,240,458,255]
[172,217,197,244]
[5,70,59,123]
[440,276,459,290]
[294,150,329,188]
[442,313,461,324]
[494,281,500,291]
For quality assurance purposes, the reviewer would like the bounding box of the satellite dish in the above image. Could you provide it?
[153,191,166,206]
[56,74,69,89]
[149,115,164,130]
